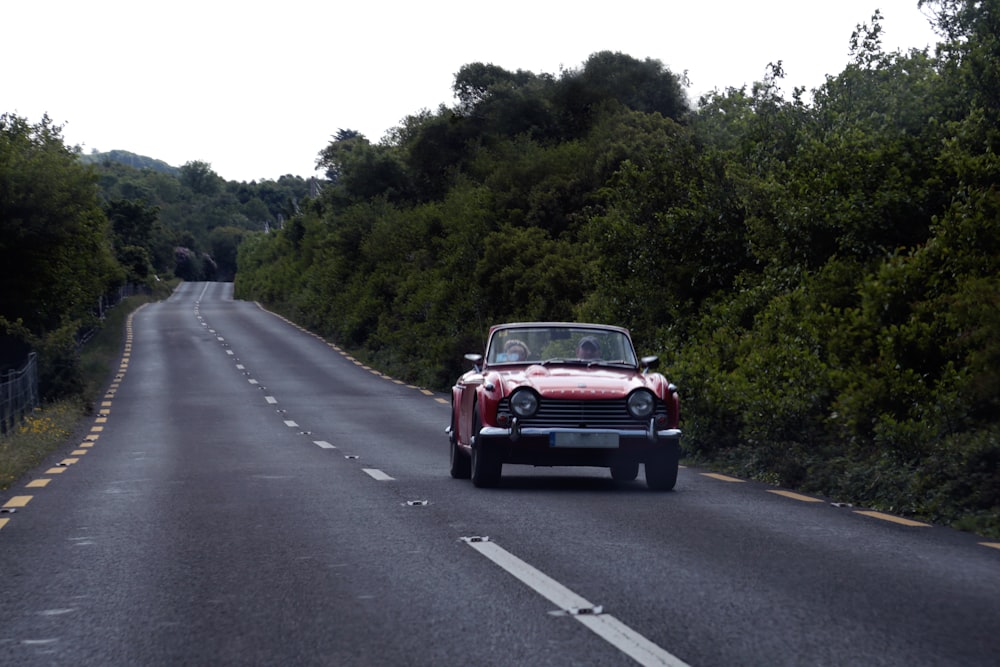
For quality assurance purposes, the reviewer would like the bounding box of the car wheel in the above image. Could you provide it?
[610,461,639,482]
[470,407,501,488]
[645,443,680,491]
[449,417,471,479]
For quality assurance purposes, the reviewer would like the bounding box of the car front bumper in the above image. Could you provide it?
[477,426,681,466]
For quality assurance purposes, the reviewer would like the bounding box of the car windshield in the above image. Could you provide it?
[487,326,637,367]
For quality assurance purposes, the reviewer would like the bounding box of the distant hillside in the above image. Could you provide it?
[80,149,178,175]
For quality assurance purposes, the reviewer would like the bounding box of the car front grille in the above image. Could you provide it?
[499,397,665,429]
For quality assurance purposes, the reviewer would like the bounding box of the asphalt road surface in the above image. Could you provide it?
[1,281,998,666]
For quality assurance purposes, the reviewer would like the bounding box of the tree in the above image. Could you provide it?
[179,160,223,196]
[316,132,412,204]
[554,51,690,136]
[316,129,363,183]
[453,63,540,114]
[106,198,160,268]
[208,226,247,281]
[0,113,122,333]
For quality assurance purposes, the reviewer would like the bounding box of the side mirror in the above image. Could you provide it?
[640,355,660,372]
[465,353,484,373]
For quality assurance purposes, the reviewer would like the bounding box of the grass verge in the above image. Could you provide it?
[0,287,171,490]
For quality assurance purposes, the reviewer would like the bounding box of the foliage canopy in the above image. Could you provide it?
[237,19,1000,535]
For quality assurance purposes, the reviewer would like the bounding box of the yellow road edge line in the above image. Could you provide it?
[3,496,32,509]
[46,467,66,474]
[854,510,931,527]
[71,449,88,456]
[767,489,824,503]
[434,397,449,405]
[0,518,8,530]
[701,472,745,483]
[978,542,1000,551]
[26,479,51,488]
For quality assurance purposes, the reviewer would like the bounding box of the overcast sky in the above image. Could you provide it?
[3,1,941,183]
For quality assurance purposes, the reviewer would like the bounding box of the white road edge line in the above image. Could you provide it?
[362,468,394,481]
[463,539,689,667]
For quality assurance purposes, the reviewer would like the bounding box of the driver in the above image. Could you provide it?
[576,336,600,360]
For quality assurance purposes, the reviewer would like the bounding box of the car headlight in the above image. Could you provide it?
[509,389,539,418]
[627,390,656,418]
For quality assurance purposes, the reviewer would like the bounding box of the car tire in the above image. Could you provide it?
[470,407,501,488]
[449,418,471,479]
[610,461,639,482]
[645,442,680,491]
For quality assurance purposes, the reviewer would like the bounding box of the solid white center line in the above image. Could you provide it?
[463,539,689,667]
[362,468,394,481]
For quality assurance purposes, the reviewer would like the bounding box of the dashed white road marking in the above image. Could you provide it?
[283,420,299,428]
[462,538,689,667]
[314,441,337,449]
[265,396,278,404]
[362,468,394,481]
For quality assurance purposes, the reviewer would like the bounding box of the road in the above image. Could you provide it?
[1,281,997,666]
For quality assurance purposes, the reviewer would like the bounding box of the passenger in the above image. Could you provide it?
[502,339,530,362]
[576,336,600,360]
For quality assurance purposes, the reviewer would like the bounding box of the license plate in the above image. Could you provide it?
[549,432,619,448]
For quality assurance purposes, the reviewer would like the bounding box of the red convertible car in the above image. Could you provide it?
[447,322,681,489]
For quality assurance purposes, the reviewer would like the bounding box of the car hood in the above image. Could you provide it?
[493,364,649,399]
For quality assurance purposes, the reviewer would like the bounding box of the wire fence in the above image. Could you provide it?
[0,352,39,438]
[76,283,149,348]
[2,283,147,437]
